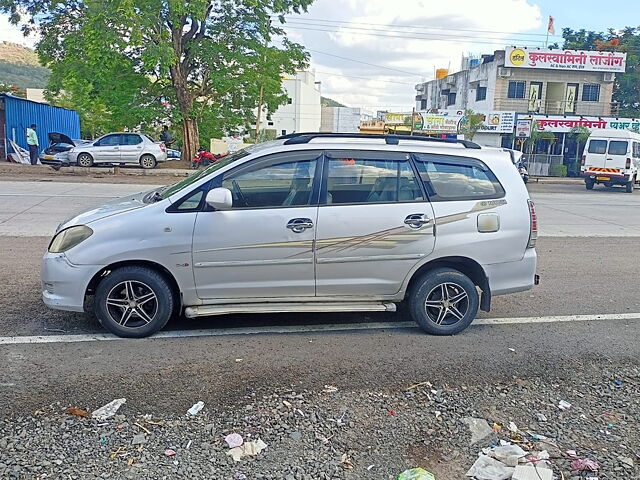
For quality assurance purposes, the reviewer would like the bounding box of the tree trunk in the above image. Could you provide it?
[181,117,199,164]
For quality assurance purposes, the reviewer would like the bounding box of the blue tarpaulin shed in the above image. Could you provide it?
[0,94,81,160]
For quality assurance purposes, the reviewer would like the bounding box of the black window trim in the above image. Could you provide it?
[205,150,324,211]
[95,133,122,147]
[165,179,212,213]
[318,150,428,207]
[411,152,506,202]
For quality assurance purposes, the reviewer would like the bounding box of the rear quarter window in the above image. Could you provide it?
[587,140,607,154]
[608,140,629,155]
[412,153,505,202]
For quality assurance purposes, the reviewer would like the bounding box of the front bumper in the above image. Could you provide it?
[41,253,102,312]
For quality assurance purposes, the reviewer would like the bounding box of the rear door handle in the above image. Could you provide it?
[287,218,313,233]
[404,213,432,229]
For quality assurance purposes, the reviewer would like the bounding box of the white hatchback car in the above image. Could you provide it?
[68,132,168,169]
[42,134,538,338]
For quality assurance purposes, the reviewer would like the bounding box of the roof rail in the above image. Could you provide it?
[278,132,481,149]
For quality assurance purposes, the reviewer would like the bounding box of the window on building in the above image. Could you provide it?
[447,92,457,106]
[420,99,427,109]
[507,81,526,99]
[582,84,600,102]
[267,121,274,126]
[287,97,293,104]
[281,130,287,136]
[476,86,487,101]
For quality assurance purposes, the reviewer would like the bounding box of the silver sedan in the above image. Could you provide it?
[68,132,168,169]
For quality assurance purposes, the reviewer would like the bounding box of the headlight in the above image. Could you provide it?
[48,226,93,253]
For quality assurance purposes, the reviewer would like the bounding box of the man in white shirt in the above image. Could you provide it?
[26,123,39,165]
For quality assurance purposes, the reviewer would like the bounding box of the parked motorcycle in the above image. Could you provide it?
[516,161,529,184]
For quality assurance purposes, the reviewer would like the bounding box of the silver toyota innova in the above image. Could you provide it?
[42,133,538,338]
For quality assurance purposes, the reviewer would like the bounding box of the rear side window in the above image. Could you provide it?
[122,134,143,145]
[413,154,505,202]
[608,140,628,155]
[587,140,607,154]
[634,142,640,159]
[324,152,424,205]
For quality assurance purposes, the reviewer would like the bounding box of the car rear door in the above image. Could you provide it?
[585,138,608,169]
[119,134,144,163]
[191,151,322,299]
[314,150,436,296]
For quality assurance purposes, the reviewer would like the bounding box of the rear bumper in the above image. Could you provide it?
[582,172,629,184]
[484,248,537,296]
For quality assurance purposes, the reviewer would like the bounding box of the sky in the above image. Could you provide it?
[1,0,639,112]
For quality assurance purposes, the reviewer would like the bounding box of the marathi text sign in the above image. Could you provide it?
[505,47,626,73]
[523,115,640,133]
[424,110,516,134]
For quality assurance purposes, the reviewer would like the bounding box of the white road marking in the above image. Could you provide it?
[0,312,639,345]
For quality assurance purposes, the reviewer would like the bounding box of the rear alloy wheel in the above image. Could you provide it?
[585,179,594,190]
[94,266,174,338]
[626,177,635,193]
[140,155,157,169]
[409,268,479,335]
[77,153,94,168]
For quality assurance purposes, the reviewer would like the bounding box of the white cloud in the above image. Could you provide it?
[284,0,543,110]
[0,14,37,48]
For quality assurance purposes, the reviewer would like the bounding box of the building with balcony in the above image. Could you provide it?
[415,48,621,118]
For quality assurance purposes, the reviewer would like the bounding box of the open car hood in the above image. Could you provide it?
[48,132,75,145]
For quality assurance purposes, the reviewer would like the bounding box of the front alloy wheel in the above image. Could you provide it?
[94,266,174,338]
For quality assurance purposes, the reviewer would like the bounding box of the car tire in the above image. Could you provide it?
[140,155,157,169]
[585,179,594,190]
[626,177,635,193]
[77,153,94,168]
[94,266,175,338]
[408,268,479,335]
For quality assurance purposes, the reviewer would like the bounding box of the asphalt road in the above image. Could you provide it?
[1,180,640,417]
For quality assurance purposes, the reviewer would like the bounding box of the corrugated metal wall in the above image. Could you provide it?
[1,94,81,155]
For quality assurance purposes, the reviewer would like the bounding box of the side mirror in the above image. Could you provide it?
[206,187,233,210]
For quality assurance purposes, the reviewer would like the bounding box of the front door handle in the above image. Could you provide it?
[287,218,313,233]
[404,213,432,229]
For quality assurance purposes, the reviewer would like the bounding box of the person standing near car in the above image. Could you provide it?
[160,125,175,148]
[26,124,39,165]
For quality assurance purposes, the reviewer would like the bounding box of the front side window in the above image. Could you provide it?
[96,134,120,147]
[507,81,526,99]
[582,84,600,102]
[587,140,607,154]
[413,153,505,201]
[221,152,319,208]
[608,140,628,155]
[324,153,423,205]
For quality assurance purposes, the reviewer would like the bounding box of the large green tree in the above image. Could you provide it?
[560,27,640,118]
[1,0,312,159]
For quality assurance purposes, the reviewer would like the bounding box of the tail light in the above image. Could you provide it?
[581,155,586,166]
[160,143,166,153]
[626,157,631,169]
[527,200,537,248]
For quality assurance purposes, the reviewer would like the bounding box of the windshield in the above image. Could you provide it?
[159,149,251,199]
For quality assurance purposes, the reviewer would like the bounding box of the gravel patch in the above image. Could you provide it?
[1,366,638,479]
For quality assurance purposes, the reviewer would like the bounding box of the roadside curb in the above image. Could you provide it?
[530,176,583,185]
[65,166,193,177]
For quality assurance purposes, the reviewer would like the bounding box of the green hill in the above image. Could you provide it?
[321,96,347,108]
[0,42,50,88]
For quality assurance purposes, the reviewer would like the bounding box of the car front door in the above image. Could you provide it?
[119,134,144,163]
[192,151,321,300]
[314,150,436,296]
[92,134,122,163]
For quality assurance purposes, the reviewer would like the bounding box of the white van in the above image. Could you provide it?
[581,129,640,192]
